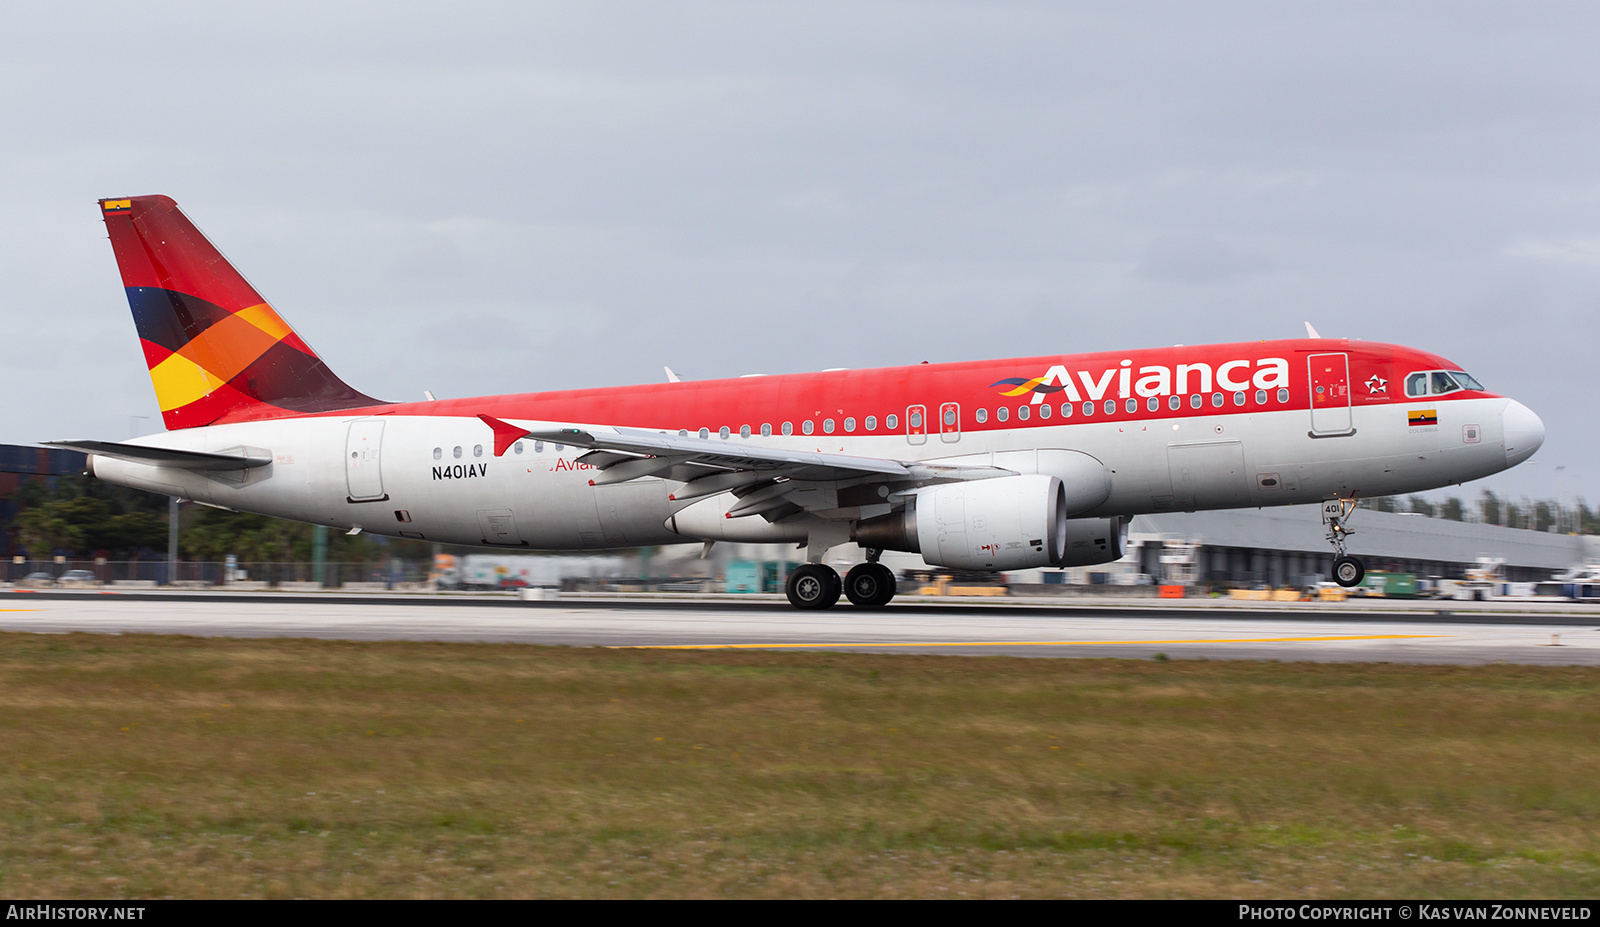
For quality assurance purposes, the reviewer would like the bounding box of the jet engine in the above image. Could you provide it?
[1056,516,1128,567]
[854,474,1068,571]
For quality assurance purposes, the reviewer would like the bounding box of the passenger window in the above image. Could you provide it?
[1277,388,1289,403]
[802,421,815,435]
[1168,395,1180,411]
[886,414,898,429]
[1038,403,1050,419]
[433,447,442,460]
[1233,392,1245,406]
[1104,399,1117,415]
[1017,406,1029,421]
[760,423,772,437]
[1148,396,1160,412]
[910,411,923,427]
[1125,398,1138,413]
[1432,372,1460,395]
[513,442,523,454]
[453,446,462,459]
[823,419,835,434]
[1082,401,1094,416]
[473,445,483,457]
[996,407,1008,422]
[844,417,855,432]
[534,441,545,453]
[739,425,751,438]
[944,408,956,425]
[1211,393,1223,408]
[1060,402,1072,418]
[975,408,988,423]
[719,427,730,439]
[1255,389,1267,404]
[782,422,793,436]
[698,428,709,439]
[1406,372,1429,397]
[865,415,877,430]
[1190,394,1201,409]
[679,429,688,437]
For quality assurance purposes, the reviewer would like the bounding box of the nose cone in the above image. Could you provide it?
[1503,399,1545,468]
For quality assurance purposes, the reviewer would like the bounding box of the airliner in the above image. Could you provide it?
[52,195,1546,609]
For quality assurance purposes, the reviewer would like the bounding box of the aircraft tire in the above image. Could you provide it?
[1333,556,1366,587]
[787,564,841,610]
[844,563,897,608]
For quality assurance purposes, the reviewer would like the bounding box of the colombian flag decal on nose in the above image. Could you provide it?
[1408,409,1438,427]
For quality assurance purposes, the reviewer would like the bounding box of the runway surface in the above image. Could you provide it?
[2,592,1599,664]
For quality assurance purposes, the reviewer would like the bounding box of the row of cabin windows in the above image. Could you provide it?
[974,388,1293,423]
[432,440,560,460]
[677,387,1296,441]
[679,414,902,440]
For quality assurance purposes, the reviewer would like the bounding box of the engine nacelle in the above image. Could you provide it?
[1058,516,1128,567]
[855,474,1067,571]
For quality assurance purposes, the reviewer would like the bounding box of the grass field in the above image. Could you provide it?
[0,631,1597,898]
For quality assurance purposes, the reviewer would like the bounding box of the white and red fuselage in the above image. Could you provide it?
[86,339,1542,551]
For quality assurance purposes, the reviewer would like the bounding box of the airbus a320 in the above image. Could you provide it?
[53,195,1545,608]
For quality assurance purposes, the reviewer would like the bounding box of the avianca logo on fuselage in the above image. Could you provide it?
[992,357,1291,404]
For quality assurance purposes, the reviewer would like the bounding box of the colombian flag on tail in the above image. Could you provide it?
[98,196,383,430]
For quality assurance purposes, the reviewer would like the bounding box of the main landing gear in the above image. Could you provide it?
[1322,498,1366,588]
[785,550,897,610]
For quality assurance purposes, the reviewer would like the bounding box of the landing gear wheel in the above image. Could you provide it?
[786,564,841,610]
[844,563,897,608]
[1333,556,1365,588]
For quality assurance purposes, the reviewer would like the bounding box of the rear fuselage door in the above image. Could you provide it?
[1308,353,1354,436]
[345,420,387,502]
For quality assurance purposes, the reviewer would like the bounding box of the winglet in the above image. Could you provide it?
[477,414,531,457]
[1304,321,1322,339]
[664,366,682,383]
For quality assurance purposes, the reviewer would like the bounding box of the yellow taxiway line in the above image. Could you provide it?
[620,634,1447,650]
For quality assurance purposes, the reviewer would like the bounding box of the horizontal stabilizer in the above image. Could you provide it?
[44,440,271,471]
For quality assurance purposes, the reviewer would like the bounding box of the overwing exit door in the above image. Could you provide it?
[1308,353,1354,436]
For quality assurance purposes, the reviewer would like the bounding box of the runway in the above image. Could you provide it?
[2,591,1598,664]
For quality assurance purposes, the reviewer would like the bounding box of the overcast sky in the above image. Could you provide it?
[3,2,1596,507]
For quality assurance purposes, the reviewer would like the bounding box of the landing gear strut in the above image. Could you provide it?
[786,563,841,610]
[1322,498,1366,588]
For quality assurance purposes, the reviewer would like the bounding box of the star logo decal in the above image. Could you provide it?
[1365,375,1388,395]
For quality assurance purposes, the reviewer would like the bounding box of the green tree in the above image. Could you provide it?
[1440,497,1466,521]
[1406,496,1436,517]
[1479,489,1501,526]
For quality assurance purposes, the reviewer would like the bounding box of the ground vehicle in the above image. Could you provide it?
[56,195,1545,610]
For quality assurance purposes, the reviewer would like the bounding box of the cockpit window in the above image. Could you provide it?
[1451,371,1485,391]
[1407,369,1485,398]
[1406,372,1428,397]
[1431,372,1460,395]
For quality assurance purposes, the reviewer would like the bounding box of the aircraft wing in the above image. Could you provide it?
[481,416,1010,520]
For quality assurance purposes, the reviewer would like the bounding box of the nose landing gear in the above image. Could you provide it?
[1322,498,1366,587]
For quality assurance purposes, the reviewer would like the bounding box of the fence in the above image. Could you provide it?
[4,559,428,589]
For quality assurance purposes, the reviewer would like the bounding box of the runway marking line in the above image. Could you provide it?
[619,634,1448,650]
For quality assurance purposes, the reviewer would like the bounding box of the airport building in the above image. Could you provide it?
[1119,506,1597,587]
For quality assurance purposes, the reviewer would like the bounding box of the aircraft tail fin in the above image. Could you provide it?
[98,195,383,430]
